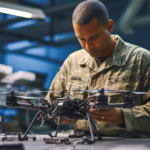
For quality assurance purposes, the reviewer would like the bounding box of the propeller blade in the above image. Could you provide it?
[73,89,98,93]
[15,91,61,94]
[15,90,69,94]
[104,90,127,93]
[16,96,41,100]
[0,92,9,95]
[73,89,127,93]
[132,91,149,94]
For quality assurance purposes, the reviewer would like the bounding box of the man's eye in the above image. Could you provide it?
[79,38,85,41]
[92,35,98,39]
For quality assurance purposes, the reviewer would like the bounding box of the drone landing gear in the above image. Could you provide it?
[90,117,102,141]
[73,111,102,146]
[82,112,101,144]
[48,112,101,145]
[18,111,41,141]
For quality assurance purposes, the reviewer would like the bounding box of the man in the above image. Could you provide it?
[45,0,150,137]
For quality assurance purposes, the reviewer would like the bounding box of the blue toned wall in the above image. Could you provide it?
[4,40,81,89]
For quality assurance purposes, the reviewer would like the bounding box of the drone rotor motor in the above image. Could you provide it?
[93,88,108,109]
[123,90,134,108]
[6,90,17,108]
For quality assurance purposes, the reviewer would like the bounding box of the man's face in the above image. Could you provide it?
[73,18,112,58]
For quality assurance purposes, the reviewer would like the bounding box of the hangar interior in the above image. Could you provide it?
[0,0,150,133]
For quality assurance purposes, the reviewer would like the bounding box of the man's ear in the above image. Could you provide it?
[107,20,113,33]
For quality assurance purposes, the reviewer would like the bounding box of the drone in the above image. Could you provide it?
[1,88,149,145]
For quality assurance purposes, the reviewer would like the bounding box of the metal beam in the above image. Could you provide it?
[4,50,64,64]
[0,28,60,46]
[17,0,49,9]
[119,0,146,35]
[131,15,150,27]
[0,16,73,44]
[5,35,78,53]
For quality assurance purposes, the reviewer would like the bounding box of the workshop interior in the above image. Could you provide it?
[0,0,150,148]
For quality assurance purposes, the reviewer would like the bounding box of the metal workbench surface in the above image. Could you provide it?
[0,135,150,150]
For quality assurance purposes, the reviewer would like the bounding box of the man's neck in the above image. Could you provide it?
[95,37,117,60]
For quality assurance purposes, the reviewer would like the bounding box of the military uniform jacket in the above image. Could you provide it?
[45,35,150,137]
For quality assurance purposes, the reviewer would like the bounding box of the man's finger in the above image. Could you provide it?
[90,109,109,115]
[90,115,107,121]
[90,113,108,118]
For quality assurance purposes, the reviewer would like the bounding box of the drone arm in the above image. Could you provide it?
[107,103,125,108]
[7,101,47,110]
[17,103,41,109]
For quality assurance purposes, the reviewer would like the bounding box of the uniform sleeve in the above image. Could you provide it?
[45,55,70,100]
[121,52,150,131]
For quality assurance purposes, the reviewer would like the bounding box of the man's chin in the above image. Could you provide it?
[88,52,101,58]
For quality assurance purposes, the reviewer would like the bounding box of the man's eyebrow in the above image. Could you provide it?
[77,32,100,39]
[90,32,100,38]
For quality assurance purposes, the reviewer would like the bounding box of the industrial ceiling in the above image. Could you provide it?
[0,0,149,63]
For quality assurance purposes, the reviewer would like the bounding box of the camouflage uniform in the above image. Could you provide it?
[45,35,150,137]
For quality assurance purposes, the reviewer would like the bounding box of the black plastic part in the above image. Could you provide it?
[123,95,134,108]
[2,138,6,141]
[33,137,36,141]
[60,91,65,98]
[44,137,71,145]
[98,88,104,95]
[94,95,108,109]
[69,131,85,138]
[18,134,28,141]
[6,95,18,108]
[83,136,95,144]
[48,133,54,137]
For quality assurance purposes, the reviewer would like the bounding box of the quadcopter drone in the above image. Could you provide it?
[1,88,149,145]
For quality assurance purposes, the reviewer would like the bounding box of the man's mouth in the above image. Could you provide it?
[89,50,98,54]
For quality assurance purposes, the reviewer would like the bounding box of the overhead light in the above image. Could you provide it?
[0,1,46,20]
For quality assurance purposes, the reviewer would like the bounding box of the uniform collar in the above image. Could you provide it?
[78,35,126,71]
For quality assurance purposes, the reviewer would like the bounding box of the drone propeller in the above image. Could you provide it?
[131,91,149,94]
[0,90,70,95]
[15,90,65,94]
[0,92,9,95]
[74,89,150,95]
[16,96,41,100]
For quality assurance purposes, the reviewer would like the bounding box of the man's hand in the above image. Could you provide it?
[90,108,124,124]
[61,119,77,125]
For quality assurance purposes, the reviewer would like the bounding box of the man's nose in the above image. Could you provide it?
[85,40,94,50]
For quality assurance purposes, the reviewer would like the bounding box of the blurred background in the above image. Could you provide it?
[0,0,150,134]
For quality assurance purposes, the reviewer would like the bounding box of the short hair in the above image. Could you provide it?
[72,0,109,26]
